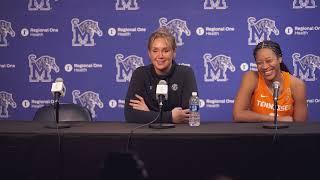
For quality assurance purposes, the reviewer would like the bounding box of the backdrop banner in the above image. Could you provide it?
[0,0,319,121]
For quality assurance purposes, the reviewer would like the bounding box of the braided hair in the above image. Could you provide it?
[253,40,290,74]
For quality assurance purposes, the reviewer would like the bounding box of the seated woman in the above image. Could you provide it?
[124,27,198,123]
[233,40,307,122]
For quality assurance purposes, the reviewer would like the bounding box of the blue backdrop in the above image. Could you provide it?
[0,0,319,121]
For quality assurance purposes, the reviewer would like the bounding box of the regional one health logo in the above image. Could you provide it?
[28,54,60,82]
[203,53,235,82]
[0,20,15,47]
[72,90,104,118]
[293,0,316,9]
[115,54,144,82]
[159,17,191,46]
[115,0,139,10]
[28,0,51,11]
[204,0,228,9]
[71,18,103,47]
[0,91,17,118]
[293,53,320,81]
[247,17,279,46]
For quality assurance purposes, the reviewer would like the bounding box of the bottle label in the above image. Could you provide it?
[189,105,199,112]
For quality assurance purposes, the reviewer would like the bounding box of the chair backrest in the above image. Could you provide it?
[33,103,92,122]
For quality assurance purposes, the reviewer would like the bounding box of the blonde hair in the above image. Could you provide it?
[147,27,176,51]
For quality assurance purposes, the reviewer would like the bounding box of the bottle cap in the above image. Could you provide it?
[192,92,197,96]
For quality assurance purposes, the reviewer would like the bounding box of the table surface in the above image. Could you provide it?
[0,121,319,136]
[1,121,320,180]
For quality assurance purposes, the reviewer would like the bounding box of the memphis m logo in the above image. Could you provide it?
[293,53,320,81]
[71,18,103,47]
[204,53,235,82]
[248,17,279,46]
[204,0,228,10]
[115,0,139,10]
[159,17,191,46]
[28,54,60,82]
[0,91,16,118]
[28,0,51,11]
[0,20,15,47]
[293,0,316,9]
[115,54,144,82]
[72,90,104,118]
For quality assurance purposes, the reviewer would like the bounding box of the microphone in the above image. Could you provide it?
[149,80,175,129]
[156,80,168,106]
[45,77,70,129]
[272,81,280,102]
[263,80,288,129]
[51,77,66,102]
[46,77,70,129]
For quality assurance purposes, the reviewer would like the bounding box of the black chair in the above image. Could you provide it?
[33,103,92,122]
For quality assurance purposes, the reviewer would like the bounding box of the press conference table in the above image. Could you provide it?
[0,121,319,180]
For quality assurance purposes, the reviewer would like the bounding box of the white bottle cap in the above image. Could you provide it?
[192,92,197,96]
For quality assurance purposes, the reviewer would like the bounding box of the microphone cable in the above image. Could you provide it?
[126,112,161,153]
[272,95,280,145]
[272,124,279,144]
[55,125,64,180]
[48,104,64,180]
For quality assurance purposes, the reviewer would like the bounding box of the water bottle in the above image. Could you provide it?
[189,92,200,127]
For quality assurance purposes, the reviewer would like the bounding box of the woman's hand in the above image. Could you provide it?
[172,107,190,124]
[129,94,150,111]
[278,116,293,122]
[268,113,293,122]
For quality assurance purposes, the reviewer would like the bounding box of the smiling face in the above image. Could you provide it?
[255,48,282,82]
[148,37,176,75]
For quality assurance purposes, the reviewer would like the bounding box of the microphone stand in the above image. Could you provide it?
[45,94,70,129]
[263,98,289,129]
[273,101,278,127]
[149,100,175,129]
[159,103,163,125]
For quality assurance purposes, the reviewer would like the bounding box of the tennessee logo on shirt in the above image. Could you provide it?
[256,100,292,112]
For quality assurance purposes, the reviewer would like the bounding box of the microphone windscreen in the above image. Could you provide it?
[51,77,66,97]
[272,81,280,101]
[272,81,280,89]
[156,80,168,100]
[158,80,167,85]
[55,77,64,82]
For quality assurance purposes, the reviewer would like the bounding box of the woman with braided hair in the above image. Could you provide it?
[233,40,307,122]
